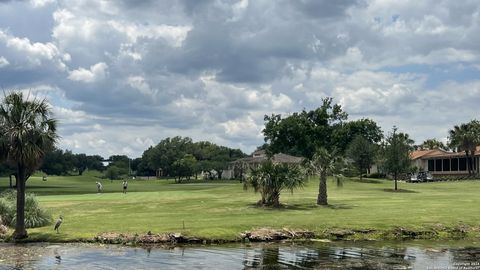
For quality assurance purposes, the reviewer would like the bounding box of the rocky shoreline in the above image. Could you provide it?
[1,224,479,244]
[92,224,479,245]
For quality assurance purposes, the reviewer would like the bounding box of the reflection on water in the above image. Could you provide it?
[0,241,479,269]
[242,245,415,269]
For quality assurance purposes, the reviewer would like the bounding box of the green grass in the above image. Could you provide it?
[1,171,479,241]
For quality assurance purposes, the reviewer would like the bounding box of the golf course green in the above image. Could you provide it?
[1,171,479,242]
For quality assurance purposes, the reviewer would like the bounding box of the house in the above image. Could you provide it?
[409,147,480,176]
[221,150,304,179]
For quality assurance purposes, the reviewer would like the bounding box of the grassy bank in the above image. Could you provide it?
[1,172,479,242]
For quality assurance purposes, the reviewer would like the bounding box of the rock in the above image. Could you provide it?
[392,227,438,239]
[95,231,205,244]
[353,229,376,234]
[241,228,315,242]
[329,229,355,239]
[311,239,331,243]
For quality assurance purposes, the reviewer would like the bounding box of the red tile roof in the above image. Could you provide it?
[411,146,480,159]
[410,150,433,160]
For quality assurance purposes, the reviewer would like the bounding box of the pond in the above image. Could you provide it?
[0,241,479,269]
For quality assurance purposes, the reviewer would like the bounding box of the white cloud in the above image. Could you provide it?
[407,48,479,65]
[0,56,9,68]
[68,62,108,83]
[108,21,191,47]
[201,76,293,112]
[0,30,66,68]
[229,0,249,22]
[6,37,58,60]
[53,107,91,124]
[52,8,100,41]
[221,114,263,140]
[119,44,142,61]
[127,76,157,96]
[31,0,56,8]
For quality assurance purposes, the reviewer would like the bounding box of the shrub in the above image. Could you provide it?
[0,190,15,226]
[0,197,13,226]
[0,189,16,201]
[0,191,52,228]
[244,161,306,207]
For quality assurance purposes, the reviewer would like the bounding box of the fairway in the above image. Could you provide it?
[1,172,480,241]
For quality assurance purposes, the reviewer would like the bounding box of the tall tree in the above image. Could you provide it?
[333,118,383,154]
[263,97,348,160]
[40,148,75,175]
[0,92,57,239]
[383,127,414,190]
[448,120,480,176]
[82,154,105,172]
[263,97,348,205]
[346,135,377,180]
[421,139,447,151]
[171,154,197,182]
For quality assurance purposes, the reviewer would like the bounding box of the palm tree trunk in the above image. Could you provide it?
[466,151,472,176]
[14,165,28,239]
[260,195,266,206]
[475,157,478,176]
[394,173,398,191]
[317,170,328,205]
[272,191,280,207]
[469,154,474,176]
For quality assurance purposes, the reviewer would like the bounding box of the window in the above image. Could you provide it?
[459,157,467,171]
[451,158,458,171]
[443,159,450,171]
[435,159,442,171]
[428,160,434,171]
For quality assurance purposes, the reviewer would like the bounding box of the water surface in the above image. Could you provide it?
[0,241,479,269]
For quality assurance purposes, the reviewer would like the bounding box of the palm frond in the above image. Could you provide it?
[0,91,57,171]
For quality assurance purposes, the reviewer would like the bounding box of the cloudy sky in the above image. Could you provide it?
[0,0,479,158]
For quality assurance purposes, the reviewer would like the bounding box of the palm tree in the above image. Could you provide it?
[307,147,343,205]
[0,92,57,239]
[448,120,480,176]
[421,139,447,151]
[244,160,305,207]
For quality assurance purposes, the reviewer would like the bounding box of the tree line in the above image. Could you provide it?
[0,137,248,182]
[1,138,247,182]
[138,137,246,181]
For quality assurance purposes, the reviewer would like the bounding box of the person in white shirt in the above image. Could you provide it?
[96,181,103,193]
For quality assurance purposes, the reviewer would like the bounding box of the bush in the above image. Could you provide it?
[0,197,13,226]
[104,166,127,180]
[244,161,306,207]
[0,191,52,228]
[0,189,16,201]
[0,190,15,226]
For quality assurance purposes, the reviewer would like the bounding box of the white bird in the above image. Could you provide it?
[54,216,63,233]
